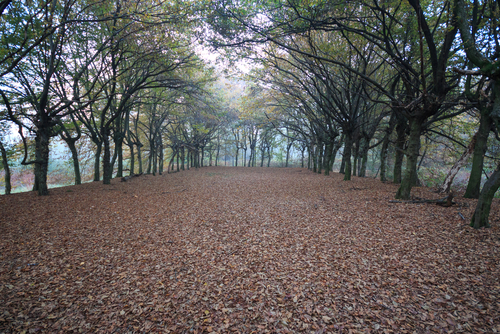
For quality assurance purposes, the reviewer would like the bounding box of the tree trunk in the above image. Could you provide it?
[137,144,143,174]
[66,139,81,185]
[34,126,50,195]
[102,130,112,185]
[393,118,406,183]
[380,114,396,182]
[380,135,391,182]
[0,141,11,195]
[181,146,185,170]
[152,145,157,175]
[286,143,292,167]
[470,165,500,228]
[438,133,477,193]
[317,143,323,174]
[358,138,369,177]
[465,113,491,198]
[301,147,305,168]
[312,145,317,173]
[116,137,123,178]
[339,152,345,174]
[307,147,311,170]
[352,140,359,177]
[129,144,135,176]
[260,146,265,167]
[94,141,102,182]
[343,134,353,181]
[324,142,332,176]
[396,118,422,199]
[330,138,343,172]
[177,150,180,172]
[159,143,164,175]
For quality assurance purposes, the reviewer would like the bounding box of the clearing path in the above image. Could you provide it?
[1,167,499,333]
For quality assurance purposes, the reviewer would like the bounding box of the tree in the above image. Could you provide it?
[454,0,500,228]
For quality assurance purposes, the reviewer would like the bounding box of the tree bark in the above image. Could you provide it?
[464,112,491,198]
[343,134,353,181]
[66,139,81,185]
[102,130,112,185]
[396,118,422,199]
[393,118,407,183]
[324,142,332,176]
[137,144,143,174]
[34,126,50,195]
[129,145,135,176]
[470,166,500,228]
[317,143,323,174]
[94,141,102,182]
[0,141,11,195]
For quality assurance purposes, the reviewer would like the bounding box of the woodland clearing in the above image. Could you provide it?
[1,167,499,333]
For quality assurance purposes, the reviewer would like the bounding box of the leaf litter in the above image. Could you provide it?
[0,167,499,333]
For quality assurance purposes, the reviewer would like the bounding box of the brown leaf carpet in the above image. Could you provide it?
[1,167,499,333]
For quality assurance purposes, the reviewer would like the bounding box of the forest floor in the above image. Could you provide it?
[1,167,499,334]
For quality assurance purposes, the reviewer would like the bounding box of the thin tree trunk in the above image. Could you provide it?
[137,144,143,174]
[66,139,81,185]
[177,149,180,172]
[102,130,112,185]
[94,141,102,181]
[159,142,164,175]
[181,146,185,170]
[380,135,391,182]
[129,144,135,176]
[267,146,272,167]
[343,134,353,181]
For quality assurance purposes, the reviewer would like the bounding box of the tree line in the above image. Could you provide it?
[207,0,500,228]
[1,0,499,228]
